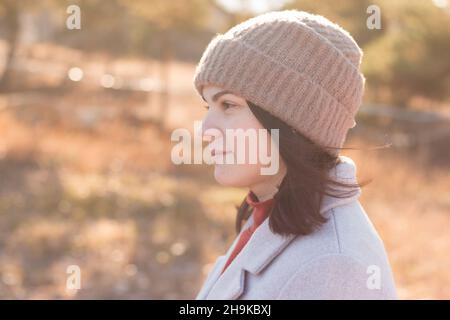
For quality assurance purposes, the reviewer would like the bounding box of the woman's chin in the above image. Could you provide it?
[213,164,258,187]
[213,164,238,186]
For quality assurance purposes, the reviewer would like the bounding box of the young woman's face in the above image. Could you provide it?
[201,84,286,193]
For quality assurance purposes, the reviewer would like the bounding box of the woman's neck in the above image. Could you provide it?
[249,164,287,202]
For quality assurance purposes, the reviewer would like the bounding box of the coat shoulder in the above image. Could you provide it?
[255,200,398,299]
[288,200,389,264]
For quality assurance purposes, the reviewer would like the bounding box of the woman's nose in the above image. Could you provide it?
[201,111,220,139]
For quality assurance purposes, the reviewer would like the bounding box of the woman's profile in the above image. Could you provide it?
[192,10,397,300]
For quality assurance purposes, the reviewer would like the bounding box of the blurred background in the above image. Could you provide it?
[0,0,449,299]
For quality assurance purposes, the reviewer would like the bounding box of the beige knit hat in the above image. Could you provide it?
[193,10,366,156]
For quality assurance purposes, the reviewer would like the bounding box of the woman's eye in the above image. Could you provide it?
[222,102,236,110]
[203,102,236,111]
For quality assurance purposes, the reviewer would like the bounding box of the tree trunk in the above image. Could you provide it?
[157,29,172,132]
[0,2,19,92]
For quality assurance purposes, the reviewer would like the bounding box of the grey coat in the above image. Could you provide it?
[195,156,397,300]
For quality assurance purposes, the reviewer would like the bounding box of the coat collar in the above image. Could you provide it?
[197,155,362,299]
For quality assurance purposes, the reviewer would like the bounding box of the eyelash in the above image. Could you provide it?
[203,102,235,111]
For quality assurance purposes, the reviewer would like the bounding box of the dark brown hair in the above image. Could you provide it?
[235,101,372,236]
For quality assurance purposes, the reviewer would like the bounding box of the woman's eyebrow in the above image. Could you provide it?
[202,90,233,102]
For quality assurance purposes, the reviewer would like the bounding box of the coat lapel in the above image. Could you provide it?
[195,216,254,300]
[195,255,227,299]
[198,155,361,300]
[205,216,297,299]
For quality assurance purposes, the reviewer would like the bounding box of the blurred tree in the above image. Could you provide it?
[0,0,73,91]
[0,0,19,92]
[363,0,450,106]
[120,0,212,131]
[57,0,132,55]
[211,0,264,29]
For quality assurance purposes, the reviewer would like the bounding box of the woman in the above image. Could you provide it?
[193,10,397,299]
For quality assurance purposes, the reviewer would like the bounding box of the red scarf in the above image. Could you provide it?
[220,191,275,275]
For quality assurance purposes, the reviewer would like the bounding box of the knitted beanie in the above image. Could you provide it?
[193,10,365,156]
